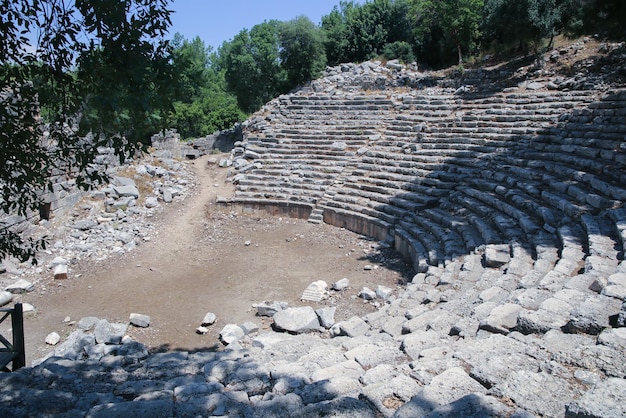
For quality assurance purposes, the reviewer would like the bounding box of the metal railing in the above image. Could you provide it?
[0,303,25,372]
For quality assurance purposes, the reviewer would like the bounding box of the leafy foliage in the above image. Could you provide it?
[279,16,327,89]
[219,21,285,113]
[169,34,245,139]
[322,0,414,66]
[382,41,416,63]
[483,0,562,51]
[410,0,484,65]
[0,0,175,262]
[219,18,326,114]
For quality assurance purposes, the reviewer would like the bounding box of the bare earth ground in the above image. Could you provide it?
[20,155,413,363]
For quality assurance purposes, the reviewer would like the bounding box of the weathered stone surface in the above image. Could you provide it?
[376,285,393,300]
[402,309,460,334]
[479,303,523,334]
[74,219,97,230]
[273,306,320,333]
[219,324,245,345]
[202,312,217,326]
[565,378,626,418]
[94,319,127,345]
[493,370,580,417]
[144,196,158,208]
[5,279,33,294]
[113,185,140,198]
[332,278,350,291]
[45,332,61,346]
[421,393,514,418]
[567,294,622,335]
[315,306,336,329]
[394,367,487,417]
[331,316,370,337]
[0,291,13,307]
[597,327,626,350]
[129,313,151,328]
[484,244,510,268]
[256,301,288,317]
[87,399,174,418]
[359,287,377,300]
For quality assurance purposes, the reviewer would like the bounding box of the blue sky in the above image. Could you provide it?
[169,0,365,51]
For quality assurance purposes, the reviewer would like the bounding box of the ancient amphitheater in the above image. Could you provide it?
[2,44,626,417]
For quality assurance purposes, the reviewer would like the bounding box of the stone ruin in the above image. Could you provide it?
[1,41,626,417]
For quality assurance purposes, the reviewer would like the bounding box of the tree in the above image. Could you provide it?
[322,0,415,66]
[169,34,246,139]
[1,0,175,262]
[410,0,484,65]
[219,21,285,113]
[279,16,327,88]
[483,0,562,52]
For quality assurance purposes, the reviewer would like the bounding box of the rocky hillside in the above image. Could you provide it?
[1,39,626,417]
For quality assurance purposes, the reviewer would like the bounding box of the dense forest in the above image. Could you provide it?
[174,0,625,138]
[1,0,624,261]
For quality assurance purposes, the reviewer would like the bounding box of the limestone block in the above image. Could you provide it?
[315,306,336,329]
[565,378,626,418]
[129,313,151,328]
[273,306,320,333]
[394,367,487,417]
[479,303,523,334]
[484,244,511,268]
[219,324,244,345]
[54,264,68,280]
[202,312,217,326]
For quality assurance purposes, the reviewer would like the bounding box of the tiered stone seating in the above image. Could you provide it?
[222,84,626,309]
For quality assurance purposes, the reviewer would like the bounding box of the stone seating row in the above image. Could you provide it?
[229,86,626,296]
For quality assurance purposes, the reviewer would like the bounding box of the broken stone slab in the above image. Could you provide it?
[5,279,33,294]
[273,306,320,333]
[330,316,370,338]
[50,257,70,267]
[45,332,61,346]
[602,272,626,300]
[94,319,128,345]
[255,301,288,317]
[112,176,137,187]
[359,287,377,300]
[597,327,626,350]
[332,278,350,291]
[74,219,97,231]
[301,280,328,302]
[202,312,217,326]
[144,196,158,208]
[113,185,140,199]
[219,324,245,345]
[565,378,626,418]
[375,285,393,300]
[566,294,622,335]
[129,313,151,328]
[77,316,100,331]
[240,322,259,336]
[484,244,510,268]
[315,306,336,329]
[479,303,523,334]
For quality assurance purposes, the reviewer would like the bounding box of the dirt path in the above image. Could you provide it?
[21,155,413,363]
